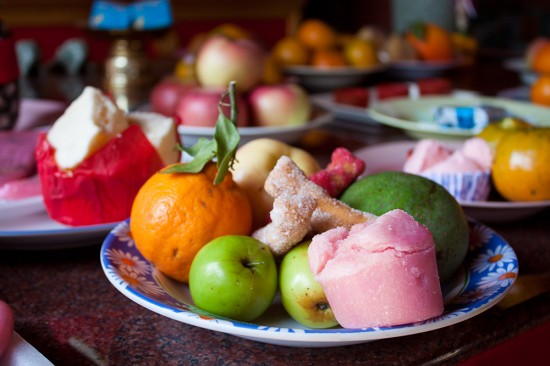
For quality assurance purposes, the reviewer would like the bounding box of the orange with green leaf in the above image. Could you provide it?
[130,82,253,283]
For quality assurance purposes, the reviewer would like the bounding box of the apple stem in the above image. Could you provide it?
[229,81,238,125]
[317,302,330,311]
[243,260,264,269]
[220,80,238,126]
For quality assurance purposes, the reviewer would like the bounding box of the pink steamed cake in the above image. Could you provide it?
[308,209,444,329]
[403,138,493,201]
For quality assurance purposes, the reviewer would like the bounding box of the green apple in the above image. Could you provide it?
[189,235,277,322]
[279,241,338,329]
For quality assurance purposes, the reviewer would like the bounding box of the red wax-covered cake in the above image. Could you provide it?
[35,86,180,226]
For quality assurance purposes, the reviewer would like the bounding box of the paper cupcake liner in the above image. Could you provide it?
[421,170,491,202]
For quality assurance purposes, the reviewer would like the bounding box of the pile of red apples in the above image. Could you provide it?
[151,34,312,128]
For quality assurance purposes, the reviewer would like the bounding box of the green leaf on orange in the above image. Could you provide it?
[161,81,240,186]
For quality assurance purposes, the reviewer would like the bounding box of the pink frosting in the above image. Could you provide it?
[402,139,452,173]
[426,151,483,173]
[461,137,493,170]
[308,209,444,329]
[403,137,493,174]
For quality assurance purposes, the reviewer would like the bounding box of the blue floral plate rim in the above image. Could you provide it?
[100,219,518,347]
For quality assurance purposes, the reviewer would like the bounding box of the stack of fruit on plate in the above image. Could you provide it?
[35,83,474,329]
[377,21,476,64]
[150,24,313,130]
[526,37,550,106]
[125,84,472,329]
[477,117,550,202]
[402,117,550,204]
[270,19,381,69]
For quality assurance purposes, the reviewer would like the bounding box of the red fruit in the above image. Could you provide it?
[309,147,365,198]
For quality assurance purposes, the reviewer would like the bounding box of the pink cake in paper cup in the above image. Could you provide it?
[308,209,444,329]
[403,137,493,202]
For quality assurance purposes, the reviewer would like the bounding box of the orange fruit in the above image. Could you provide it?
[262,54,283,84]
[531,42,550,73]
[174,54,196,81]
[451,32,478,64]
[272,37,309,66]
[311,49,347,68]
[297,19,337,50]
[405,22,453,61]
[130,162,253,283]
[531,74,550,105]
[477,117,532,153]
[343,38,378,67]
[492,128,550,201]
[210,23,253,40]
[525,37,550,68]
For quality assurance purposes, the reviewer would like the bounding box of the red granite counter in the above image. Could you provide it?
[1,190,549,365]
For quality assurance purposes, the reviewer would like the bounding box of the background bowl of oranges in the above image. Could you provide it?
[283,63,387,92]
[271,19,387,91]
[382,22,469,79]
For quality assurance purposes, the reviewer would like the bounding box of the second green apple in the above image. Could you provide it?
[279,241,338,329]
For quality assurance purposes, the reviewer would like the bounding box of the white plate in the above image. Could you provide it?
[14,98,66,131]
[311,90,478,123]
[367,95,550,140]
[283,65,387,92]
[503,58,537,85]
[0,211,116,250]
[101,219,517,348]
[388,60,459,79]
[178,110,332,147]
[354,140,550,222]
[497,86,530,102]
[0,195,45,221]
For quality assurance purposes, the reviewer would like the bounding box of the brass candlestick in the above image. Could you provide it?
[103,32,152,111]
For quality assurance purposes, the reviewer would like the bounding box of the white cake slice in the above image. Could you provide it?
[127,111,180,165]
[46,86,128,169]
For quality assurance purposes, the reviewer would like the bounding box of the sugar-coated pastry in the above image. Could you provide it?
[252,156,377,255]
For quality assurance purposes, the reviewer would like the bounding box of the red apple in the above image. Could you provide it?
[195,35,266,93]
[150,77,197,117]
[175,86,249,127]
[248,84,312,127]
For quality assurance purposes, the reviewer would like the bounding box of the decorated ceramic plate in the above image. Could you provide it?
[178,110,332,147]
[0,211,116,250]
[497,86,530,102]
[503,58,537,85]
[100,219,518,348]
[387,60,459,80]
[283,65,387,92]
[367,95,550,140]
[311,90,478,123]
[354,140,550,222]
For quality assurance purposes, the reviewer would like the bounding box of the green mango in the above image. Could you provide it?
[340,171,469,283]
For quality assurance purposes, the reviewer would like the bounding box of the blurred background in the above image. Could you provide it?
[2,0,550,63]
